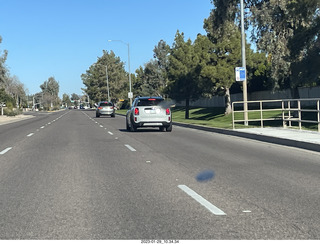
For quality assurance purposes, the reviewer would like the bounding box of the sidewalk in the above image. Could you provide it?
[0,114,34,125]
[173,122,320,153]
[235,127,320,145]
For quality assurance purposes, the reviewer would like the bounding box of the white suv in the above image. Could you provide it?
[126,96,172,132]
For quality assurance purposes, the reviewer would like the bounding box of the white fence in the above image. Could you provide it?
[232,98,320,132]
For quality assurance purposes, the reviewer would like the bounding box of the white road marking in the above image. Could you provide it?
[40,126,45,129]
[27,133,34,137]
[0,147,12,155]
[178,185,226,216]
[125,144,136,152]
[108,131,113,135]
[100,125,103,128]
[243,210,252,213]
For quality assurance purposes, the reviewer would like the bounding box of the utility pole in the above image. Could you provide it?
[106,65,110,102]
[108,40,133,106]
[240,0,248,125]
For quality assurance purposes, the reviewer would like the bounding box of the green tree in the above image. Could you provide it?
[203,17,244,114]
[81,50,127,103]
[205,0,320,98]
[250,0,320,95]
[40,77,60,110]
[134,60,163,97]
[0,88,15,106]
[287,0,320,88]
[62,93,71,107]
[0,36,8,86]
[165,31,203,119]
[153,40,170,93]
[203,0,271,114]
[70,93,80,107]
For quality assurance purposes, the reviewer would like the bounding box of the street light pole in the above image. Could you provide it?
[106,65,110,102]
[127,43,132,106]
[108,40,133,106]
[240,0,248,126]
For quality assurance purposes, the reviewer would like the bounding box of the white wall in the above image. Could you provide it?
[175,86,320,108]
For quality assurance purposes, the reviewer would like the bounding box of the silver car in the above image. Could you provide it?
[126,96,172,132]
[96,101,115,117]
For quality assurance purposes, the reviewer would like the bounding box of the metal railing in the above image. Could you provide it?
[232,98,320,132]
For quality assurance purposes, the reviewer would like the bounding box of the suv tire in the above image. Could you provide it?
[166,123,172,132]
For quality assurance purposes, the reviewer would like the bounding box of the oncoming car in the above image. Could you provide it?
[126,96,172,132]
[96,101,115,117]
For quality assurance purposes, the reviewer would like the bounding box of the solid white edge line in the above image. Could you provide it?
[125,144,136,152]
[0,147,13,155]
[178,184,226,216]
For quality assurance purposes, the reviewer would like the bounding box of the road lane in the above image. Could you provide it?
[0,110,229,239]
[83,110,320,239]
[0,109,319,239]
[0,111,69,154]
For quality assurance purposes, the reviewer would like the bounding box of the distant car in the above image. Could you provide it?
[126,96,172,132]
[96,101,115,117]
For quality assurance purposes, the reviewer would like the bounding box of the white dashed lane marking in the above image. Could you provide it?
[0,147,13,155]
[125,144,136,152]
[178,185,226,216]
[27,133,34,137]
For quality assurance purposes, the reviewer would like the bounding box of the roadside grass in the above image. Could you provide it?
[116,107,318,131]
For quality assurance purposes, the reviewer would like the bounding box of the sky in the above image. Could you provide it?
[0,0,213,97]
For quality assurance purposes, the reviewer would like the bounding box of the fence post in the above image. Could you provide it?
[298,100,302,130]
[317,100,320,132]
[288,101,291,127]
[232,102,235,130]
[282,100,285,128]
[260,101,263,128]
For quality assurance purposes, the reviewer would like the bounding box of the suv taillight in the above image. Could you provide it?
[166,108,170,115]
[134,108,139,115]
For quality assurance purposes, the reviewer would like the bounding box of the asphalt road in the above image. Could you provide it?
[0,109,320,240]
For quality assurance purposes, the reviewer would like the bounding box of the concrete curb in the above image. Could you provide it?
[173,122,320,153]
[0,115,34,126]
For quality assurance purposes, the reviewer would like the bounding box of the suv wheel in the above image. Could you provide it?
[126,119,130,131]
[130,123,137,132]
[166,123,172,132]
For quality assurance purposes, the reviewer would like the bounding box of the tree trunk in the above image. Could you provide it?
[185,98,190,119]
[290,86,300,117]
[224,87,232,115]
[290,86,300,99]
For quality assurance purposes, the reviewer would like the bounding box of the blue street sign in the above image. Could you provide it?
[235,67,246,81]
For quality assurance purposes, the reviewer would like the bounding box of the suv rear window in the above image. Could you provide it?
[100,102,113,106]
[137,99,163,106]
